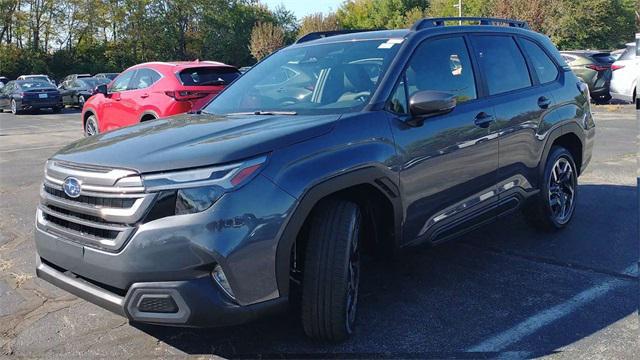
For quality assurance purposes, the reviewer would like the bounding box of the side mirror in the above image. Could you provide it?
[95,84,108,96]
[409,90,457,119]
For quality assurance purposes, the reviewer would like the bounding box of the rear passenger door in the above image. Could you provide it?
[388,35,499,244]
[127,68,162,120]
[469,35,558,203]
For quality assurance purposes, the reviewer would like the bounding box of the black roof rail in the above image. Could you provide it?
[295,29,379,44]
[411,17,529,31]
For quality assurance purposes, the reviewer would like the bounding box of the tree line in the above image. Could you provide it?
[0,0,638,80]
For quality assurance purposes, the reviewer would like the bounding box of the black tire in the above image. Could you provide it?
[78,95,86,108]
[301,198,362,342]
[85,115,99,136]
[52,106,62,113]
[524,146,578,231]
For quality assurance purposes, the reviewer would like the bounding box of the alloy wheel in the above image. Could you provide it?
[11,99,17,114]
[548,157,575,224]
[85,118,98,136]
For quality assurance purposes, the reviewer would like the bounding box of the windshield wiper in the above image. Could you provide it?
[227,111,298,116]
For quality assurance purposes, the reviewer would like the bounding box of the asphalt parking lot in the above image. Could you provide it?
[0,106,638,358]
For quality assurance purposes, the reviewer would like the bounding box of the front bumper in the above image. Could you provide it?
[36,257,287,327]
[35,174,297,326]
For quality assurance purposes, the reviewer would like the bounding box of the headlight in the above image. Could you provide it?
[142,156,266,216]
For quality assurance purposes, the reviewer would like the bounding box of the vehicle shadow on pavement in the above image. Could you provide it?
[133,183,638,357]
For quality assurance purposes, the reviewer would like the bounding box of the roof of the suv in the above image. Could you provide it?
[292,25,541,49]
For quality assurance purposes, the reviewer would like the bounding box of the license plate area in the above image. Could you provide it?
[39,93,48,99]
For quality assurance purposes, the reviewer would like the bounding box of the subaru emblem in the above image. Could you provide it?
[63,177,82,198]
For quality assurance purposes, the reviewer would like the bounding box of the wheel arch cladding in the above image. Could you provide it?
[274,167,402,298]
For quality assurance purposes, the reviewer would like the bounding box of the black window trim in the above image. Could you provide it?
[384,33,484,117]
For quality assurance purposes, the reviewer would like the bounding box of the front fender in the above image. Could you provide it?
[262,112,403,297]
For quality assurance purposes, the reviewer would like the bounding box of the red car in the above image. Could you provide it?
[82,61,240,136]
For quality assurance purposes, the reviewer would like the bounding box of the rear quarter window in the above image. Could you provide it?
[179,67,240,86]
[521,39,559,84]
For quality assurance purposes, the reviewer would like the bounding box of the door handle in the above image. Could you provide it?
[474,112,495,128]
[140,93,149,98]
[538,96,551,109]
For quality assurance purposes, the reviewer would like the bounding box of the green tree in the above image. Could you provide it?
[544,0,636,49]
[298,12,340,38]
[336,0,429,29]
[249,21,285,60]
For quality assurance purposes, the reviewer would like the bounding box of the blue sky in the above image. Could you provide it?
[261,0,343,19]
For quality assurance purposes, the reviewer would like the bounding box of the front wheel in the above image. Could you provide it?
[524,146,578,231]
[85,115,99,136]
[78,95,86,108]
[301,198,362,342]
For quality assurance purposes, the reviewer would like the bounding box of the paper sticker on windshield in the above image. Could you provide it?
[378,38,404,49]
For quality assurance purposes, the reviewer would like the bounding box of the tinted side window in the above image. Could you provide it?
[405,36,477,104]
[110,70,135,92]
[521,39,558,84]
[471,36,531,95]
[387,76,408,114]
[131,69,161,90]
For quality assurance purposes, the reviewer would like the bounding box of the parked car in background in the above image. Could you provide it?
[17,74,56,86]
[60,73,92,84]
[94,73,120,81]
[0,80,62,114]
[238,66,252,73]
[82,60,240,136]
[610,38,639,107]
[36,18,594,342]
[611,48,625,60]
[561,51,615,103]
[59,77,104,108]
[0,77,8,86]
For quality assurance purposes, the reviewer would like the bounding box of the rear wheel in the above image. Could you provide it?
[301,198,362,342]
[10,99,20,115]
[524,146,578,231]
[78,95,86,108]
[85,115,99,136]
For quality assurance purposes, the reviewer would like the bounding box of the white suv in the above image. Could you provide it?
[610,35,639,108]
[16,74,55,85]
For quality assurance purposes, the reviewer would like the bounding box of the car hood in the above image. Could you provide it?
[53,113,339,173]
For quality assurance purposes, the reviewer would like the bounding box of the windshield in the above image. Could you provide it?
[204,39,403,115]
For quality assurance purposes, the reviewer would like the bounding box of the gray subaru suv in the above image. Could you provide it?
[35,18,594,341]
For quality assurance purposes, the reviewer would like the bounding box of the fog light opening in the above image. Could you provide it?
[212,264,236,300]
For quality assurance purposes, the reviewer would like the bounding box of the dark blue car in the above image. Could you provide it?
[0,80,63,114]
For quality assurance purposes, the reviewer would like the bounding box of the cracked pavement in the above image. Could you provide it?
[0,105,638,358]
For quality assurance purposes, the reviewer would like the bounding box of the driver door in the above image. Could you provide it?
[102,70,135,131]
[387,35,499,244]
